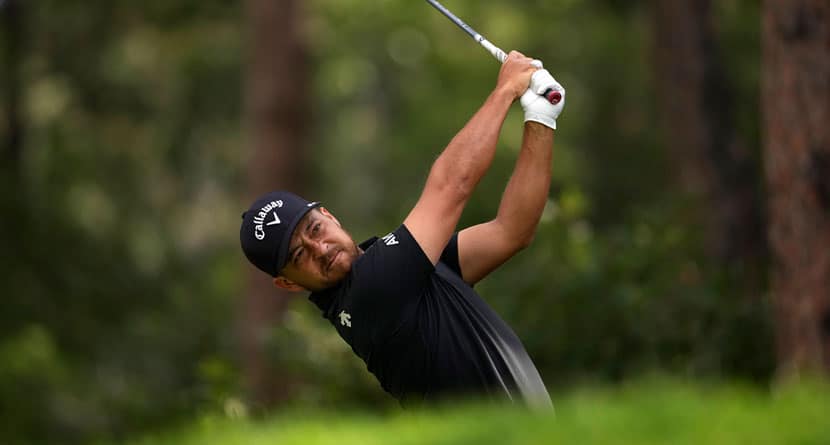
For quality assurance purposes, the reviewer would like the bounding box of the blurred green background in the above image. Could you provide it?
[2,0,826,444]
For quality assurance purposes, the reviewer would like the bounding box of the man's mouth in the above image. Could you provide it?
[326,250,341,272]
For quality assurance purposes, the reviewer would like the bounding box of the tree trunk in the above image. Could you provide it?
[241,0,310,408]
[652,0,765,271]
[2,0,24,173]
[762,0,830,377]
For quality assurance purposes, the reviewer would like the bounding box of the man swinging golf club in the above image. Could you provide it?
[241,51,565,408]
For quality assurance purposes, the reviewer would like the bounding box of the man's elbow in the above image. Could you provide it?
[502,224,536,253]
[430,165,476,203]
[492,218,537,252]
[514,231,535,251]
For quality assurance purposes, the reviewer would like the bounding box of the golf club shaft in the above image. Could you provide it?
[424,0,561,105]
[425,0,507,63]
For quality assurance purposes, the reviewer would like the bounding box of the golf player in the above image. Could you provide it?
[240,51,564,408]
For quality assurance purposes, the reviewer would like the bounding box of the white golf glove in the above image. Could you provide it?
[520,68,565,130]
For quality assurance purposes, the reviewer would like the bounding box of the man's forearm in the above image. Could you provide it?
[495,122,554,246]
[429,87,514,198]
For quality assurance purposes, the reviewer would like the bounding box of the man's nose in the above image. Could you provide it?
[310,239,330,259]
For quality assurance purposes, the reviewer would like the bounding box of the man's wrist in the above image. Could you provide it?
[491,85,518,104]
[524,120,554,133]
[524,112,557,130]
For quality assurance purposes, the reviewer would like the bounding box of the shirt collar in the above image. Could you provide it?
[308,236,378,312]
[359,236,379,252]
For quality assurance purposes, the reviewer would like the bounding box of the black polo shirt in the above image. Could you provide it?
[308,224,552,408]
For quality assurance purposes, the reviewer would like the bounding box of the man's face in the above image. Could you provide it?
[275,207,360,292]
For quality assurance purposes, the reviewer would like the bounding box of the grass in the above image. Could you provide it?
[124,378,830,445]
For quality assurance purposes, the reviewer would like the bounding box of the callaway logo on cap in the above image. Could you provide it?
[251,199,283,240]
[240,191,320,276]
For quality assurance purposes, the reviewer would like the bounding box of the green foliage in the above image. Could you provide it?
[478,197,774,385]
[122,380,830,445]
[1,1,243,443]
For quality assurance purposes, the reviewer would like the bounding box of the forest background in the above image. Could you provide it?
[1,0,828,443]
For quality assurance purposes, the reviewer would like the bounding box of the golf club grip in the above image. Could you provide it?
[479,36,564,105]
[543,88,562,105]
[477,38,507,63]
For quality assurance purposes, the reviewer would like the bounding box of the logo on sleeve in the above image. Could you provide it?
[381,233,399,246]
[338,310,352,327]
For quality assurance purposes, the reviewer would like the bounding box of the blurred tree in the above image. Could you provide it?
[241,0,311,408]
[2,1,245,442]
[762,0,830,376]
[652,0,765,284]
[2,0,23,172]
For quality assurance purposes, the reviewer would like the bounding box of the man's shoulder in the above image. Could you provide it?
[352,226,434,288]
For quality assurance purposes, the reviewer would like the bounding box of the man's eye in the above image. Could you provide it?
[293,249,303,263]
[312,223,321,234]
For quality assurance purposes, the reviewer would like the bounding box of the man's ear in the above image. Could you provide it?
[319,206,341,227]
[274,276,307,292]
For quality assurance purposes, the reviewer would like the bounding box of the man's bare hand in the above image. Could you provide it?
[495,51,539,100]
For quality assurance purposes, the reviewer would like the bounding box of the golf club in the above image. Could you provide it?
[425,0,562,105]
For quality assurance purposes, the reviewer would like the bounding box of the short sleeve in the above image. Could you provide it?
[439,233,462,276]
[350,225,434,333]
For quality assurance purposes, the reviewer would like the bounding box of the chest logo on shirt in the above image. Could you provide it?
[338,310,352,328]
[381,233,399,246]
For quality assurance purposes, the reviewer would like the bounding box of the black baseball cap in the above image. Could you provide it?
[240,191,320,277]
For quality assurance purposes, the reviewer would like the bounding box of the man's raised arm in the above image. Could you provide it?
[403,51,539,264]
[456,68,566,284]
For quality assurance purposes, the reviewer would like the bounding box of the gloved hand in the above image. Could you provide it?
[520,69,565,130]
